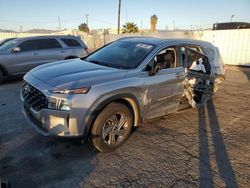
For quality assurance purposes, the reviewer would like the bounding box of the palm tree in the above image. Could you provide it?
[150,15,158,32]
[122,22,139,33]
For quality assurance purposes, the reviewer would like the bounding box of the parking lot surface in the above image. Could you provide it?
[0,66,249,188]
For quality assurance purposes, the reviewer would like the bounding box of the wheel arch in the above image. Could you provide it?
[0,64,8,76]
[84,93,141,137]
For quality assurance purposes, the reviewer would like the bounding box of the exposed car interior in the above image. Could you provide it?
[154,47,177,69]
[183,47,214,108]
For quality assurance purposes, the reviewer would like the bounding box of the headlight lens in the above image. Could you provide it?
[50,87,90,94]
[47,97,70,111]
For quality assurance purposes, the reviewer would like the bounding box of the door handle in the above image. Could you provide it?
[61,50,65,53]
[33,53,39,56]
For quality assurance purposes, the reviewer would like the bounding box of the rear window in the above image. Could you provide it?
[61,38,81,47]
[202,47,215,62]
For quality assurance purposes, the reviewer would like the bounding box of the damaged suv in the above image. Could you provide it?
[21,37,225,152]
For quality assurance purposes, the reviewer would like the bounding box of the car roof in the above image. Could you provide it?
[13,35,80,41]
[117,36,213,47]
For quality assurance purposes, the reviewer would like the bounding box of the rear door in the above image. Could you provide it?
[35,38,63,64]
[181,46,214,108]
[141,46,185,120]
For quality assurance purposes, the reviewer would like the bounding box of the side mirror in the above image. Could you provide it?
[12,47,21,53]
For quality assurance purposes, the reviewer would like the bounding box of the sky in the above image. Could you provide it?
[0,0,250,31]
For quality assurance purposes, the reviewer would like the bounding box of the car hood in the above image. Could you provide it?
[28,59,127,89]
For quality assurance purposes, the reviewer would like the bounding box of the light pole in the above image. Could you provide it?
[58,16,61,30]
[140,20,143,35]
[117,0,121,34]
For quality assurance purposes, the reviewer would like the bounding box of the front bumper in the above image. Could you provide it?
[22,104,72,136]
[21,73,92,137]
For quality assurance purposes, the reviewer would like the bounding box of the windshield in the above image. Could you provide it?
[0,40,18,51]
[84,41,155,69]
[0,38,15,47]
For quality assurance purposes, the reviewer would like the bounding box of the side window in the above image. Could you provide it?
[154,46,179,69]
[18,40,39,52]
[202,47,215,62]
[38,39,62,50]
[61,38,81,47]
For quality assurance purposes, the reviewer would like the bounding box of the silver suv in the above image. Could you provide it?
[21,37,225,152]
[0,35,88,82]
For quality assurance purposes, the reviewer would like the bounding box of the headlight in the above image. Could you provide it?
[50,87,90,94]
[47,97,70,111]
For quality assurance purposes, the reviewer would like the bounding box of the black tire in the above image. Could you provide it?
[91,102,133,152]
[0,70,4,84]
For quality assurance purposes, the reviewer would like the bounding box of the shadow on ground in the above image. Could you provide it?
[0,135,96,188]
[198,99,238,187]
[239,66,250,81]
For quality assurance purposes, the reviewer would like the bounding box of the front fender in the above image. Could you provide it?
[82,92,142,137]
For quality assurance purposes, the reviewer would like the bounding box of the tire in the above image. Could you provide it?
[91,102,133,152]
[0,70,4,84]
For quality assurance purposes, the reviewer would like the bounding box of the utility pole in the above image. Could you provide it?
[231,14,235,22]
[85,14,89,34]
[85,14,89,26]
[117,0,121,34]
[58,16,61,30]
[140,20,143,35]
[126,8,128,23]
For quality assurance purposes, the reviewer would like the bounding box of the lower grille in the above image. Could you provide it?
[21,81,47,111]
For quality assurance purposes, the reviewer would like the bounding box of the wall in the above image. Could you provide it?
[197,29,250,66]
[1,29,250,66]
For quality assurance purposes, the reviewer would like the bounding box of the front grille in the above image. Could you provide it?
[21,81,47,111]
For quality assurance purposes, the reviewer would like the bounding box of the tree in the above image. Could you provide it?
[122,22,139,33]
[78,23,89,33]
[150,14,158,32]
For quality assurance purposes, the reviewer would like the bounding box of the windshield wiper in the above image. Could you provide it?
[85,59,126,69]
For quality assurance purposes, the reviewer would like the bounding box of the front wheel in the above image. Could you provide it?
[0,70,4,84]
[91,102,133,152]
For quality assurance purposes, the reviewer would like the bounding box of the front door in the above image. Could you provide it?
[142,46,185,120]
[7,39,42,74]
